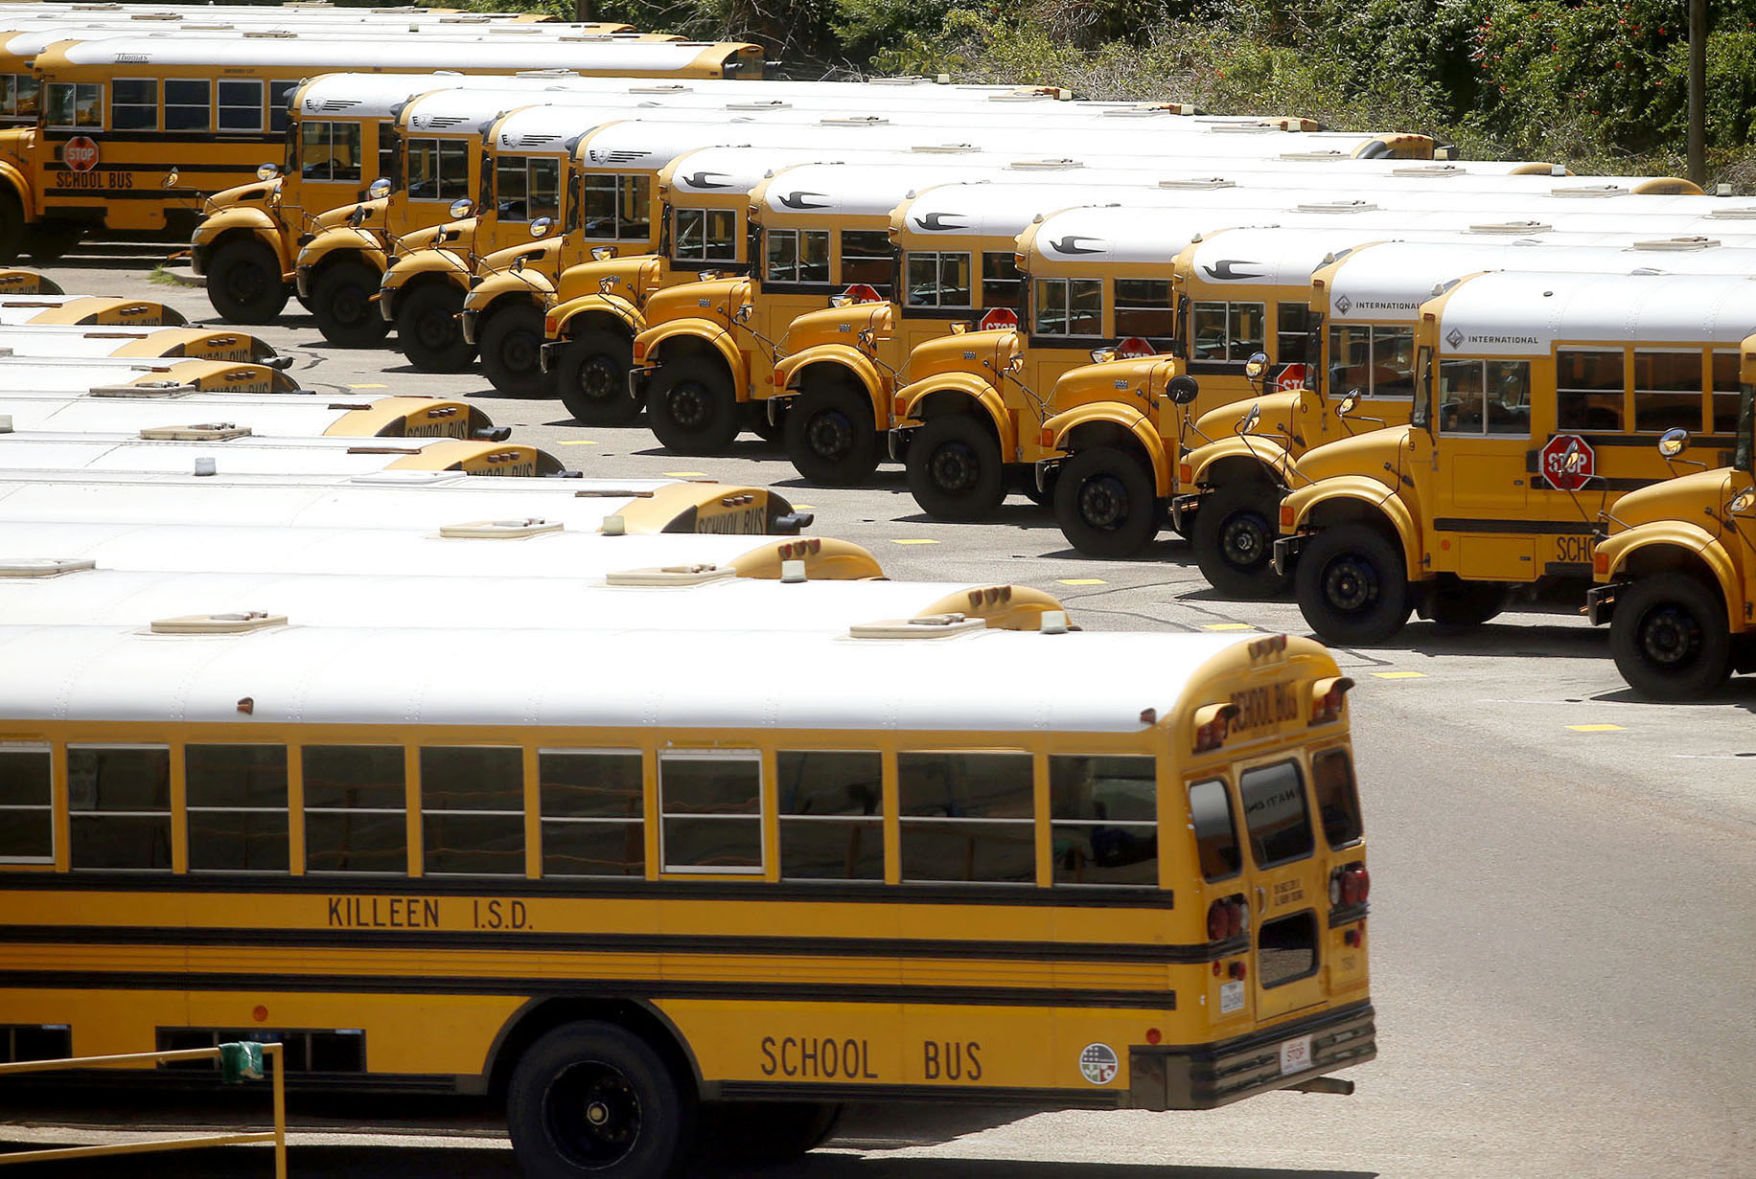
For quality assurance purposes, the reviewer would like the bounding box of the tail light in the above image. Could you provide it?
[1329,862,1370,907]
[1309,675,1355,725]
[1206,895,1249,941]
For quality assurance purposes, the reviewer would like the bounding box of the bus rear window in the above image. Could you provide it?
[1187,778,1240,880]
[1311,749,1363,848]
[1238,760,1314,868]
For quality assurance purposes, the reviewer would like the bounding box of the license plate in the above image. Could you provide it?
[1278,1035,1313,1076]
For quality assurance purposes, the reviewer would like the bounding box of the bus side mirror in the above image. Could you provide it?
[449,198,473,220]
[1658,427,1690,458]
[1243,351,1269,381]
[857,328,875,347]
[1730,489,1755,514]
[1563,450,1588,475]
[1167,375,1200,405]
[368,178,392,200]
[256,162,279,181]
[347,205,368,227]
[591,246,616,261]
[734,304,753,323]
[1089,346,1117,364]
[1337,389,1362,418]
[530,217,552,239]
[1006,355,1024,373]
[1238,402,1262,434]
[163,167,180,190]
[599,277,617,294]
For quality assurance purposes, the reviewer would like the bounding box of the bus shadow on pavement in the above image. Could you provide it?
[750,1160,1378,1179]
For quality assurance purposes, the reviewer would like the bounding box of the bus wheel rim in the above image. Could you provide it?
[929,441,978,494]
[1322,554,1377,612]
[1640,605,1700,668]
[502,330,539,374]
[576,355,618,403]
[225,266,265,304]
[416,308,451,350]
[547,1061,641,1166]
[1077,474,1129,530]
[333,285,367,325]
[807,410,853,459]
[668,382,710,429]
[1221,511,1269,568]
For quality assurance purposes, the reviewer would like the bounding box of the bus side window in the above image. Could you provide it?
[897,751,1033,884]
[186,744,288,872]
[302,746,406,874]
[267,81,298,134]
[539,750,644,878]
[980,251,1022,311]
[1049,754,1157,887]
[767,228,828,283]
[165,79,210,133]
[906,251,970,309]
[1113,279,1173,340]
[47,82,102,130]
[0,745,54,864]
[110,78,157,131]
[776,750,883,881]
[420,747,524,876]
[217,80,263,133]
[1557,348,1626,432]
[67,745,171,871]
[1712,351,1741,432]
[839,231,892,292]
[659,750,762,872]
[1633,350,1705,433]
[1278,303,1318,371]
[1186,777,1240,881]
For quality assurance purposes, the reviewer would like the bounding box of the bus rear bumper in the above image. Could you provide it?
[1127,1001,1375,1111]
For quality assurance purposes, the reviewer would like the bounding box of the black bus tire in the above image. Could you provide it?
[646,354,739,453]
[1294,523,1412,645]
[507,1020,693,1179]
[311,260,390,348]
[556,328,639,423]
[479,303,552,398]
[1194,482,1288,597]
[1610,572,1731,700]
[785,382,879,485]
[395,283,474,372]
[906,414,1005,520]
[206,238,289,324]
[1053,446,1158,557]
[0,190,22,263]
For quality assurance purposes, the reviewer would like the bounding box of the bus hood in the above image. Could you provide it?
[902,328,1018,388]
[1608,468,1740,535]
[202,179,280,218]
[1292,424,1414,491]
[642,276,750,329]
[779,301,894,354]
[1195,390,1302,440]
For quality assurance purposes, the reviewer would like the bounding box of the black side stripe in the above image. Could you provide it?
[0,923,1219,965]
[0,971,1176,1011]
[1433,517,1597,535]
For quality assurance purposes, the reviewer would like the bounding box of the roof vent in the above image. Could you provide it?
[1279,150,1348,162]
[439,518,564,539]
[90,381,196,399]
[606,564,735,586]
[626,83,690,93]
[1391,164,1463,177]
[1706,206,1756,220]
[1295,200,1379,214]
[1468,220,1554,235]
[849,613,986,639]
[516,68,577,78]
[573,488,655,499]
[150,611,287,635]
[1206,123,1276,135]
[242,29,297,38]
[138,423,250,441]
[1631,236,1721,251]
[818,115,890,127]
[1007,158,1084,171]
[1550,184,1629,199]
[725,100,790,110]
[910,143,979,154]
[0,558,95,580]
[1157,177,1235,190]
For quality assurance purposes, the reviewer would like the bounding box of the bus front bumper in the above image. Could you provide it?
[1128,1001,1375,1111]
[1584,582,1624,626]
[1170,492,1202,534]
[1271,534,1304,579]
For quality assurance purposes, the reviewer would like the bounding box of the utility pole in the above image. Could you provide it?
[1688,0,1707,185]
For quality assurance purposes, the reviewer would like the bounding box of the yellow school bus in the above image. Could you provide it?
[0,356,297,393]
[1173,233,1756,593]
[0,264,56,292]
[0,322,276,361]
[0,293,182,325]
[0,32,763,262]
[0,620,1372,1173]
[1274,269,1756,645]
[1587,334,1756,698]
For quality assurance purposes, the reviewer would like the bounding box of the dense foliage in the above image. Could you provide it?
[518,0,1756,181]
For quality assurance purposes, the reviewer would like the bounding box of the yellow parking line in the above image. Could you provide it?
[1203,623,1254,632]
[1568,724,1625,733]
[892,538,939,545]
[1373,671,1427,680]
[1058,578,1107,586]
[662,471,707,478]
[347,383,388,390]
[793,504,815,510]
[557,440,597,446]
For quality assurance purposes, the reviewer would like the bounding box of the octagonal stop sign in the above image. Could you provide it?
[1540,433,1595,491]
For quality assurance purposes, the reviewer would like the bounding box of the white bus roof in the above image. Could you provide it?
[0,394,474,439]
[0,621,1271,734]
[48,33,752,72]
[1324,238,1756,321]
[0,326,276,362]
[0,470,798,536]
[0,361,291,393]
[1434,270,1756,355]
[0,296,185,327]
[0,563,1067,634]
